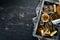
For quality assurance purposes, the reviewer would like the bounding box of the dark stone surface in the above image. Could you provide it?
[0,0,40,40]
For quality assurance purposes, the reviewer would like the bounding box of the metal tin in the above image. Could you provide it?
[33,0,60,40]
